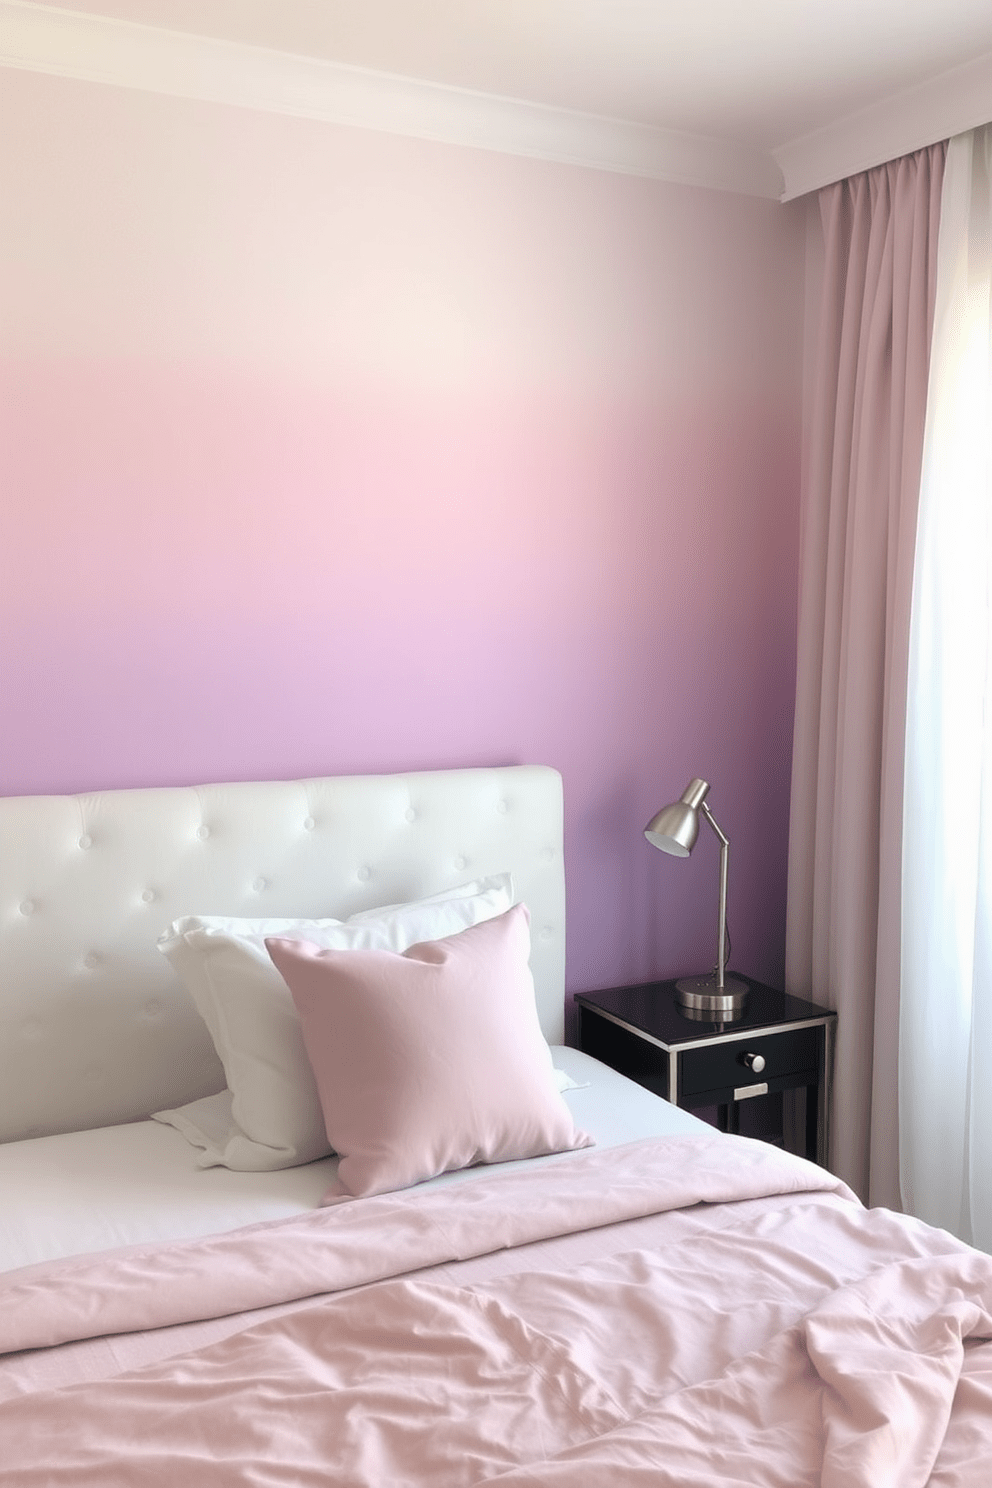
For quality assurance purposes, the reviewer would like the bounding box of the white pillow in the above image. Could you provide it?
[154,876,514,1171]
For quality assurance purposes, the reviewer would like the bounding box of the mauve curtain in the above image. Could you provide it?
[786,143,945,1205]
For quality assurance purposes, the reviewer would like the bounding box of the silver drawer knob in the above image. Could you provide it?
[742,1051,766,1073]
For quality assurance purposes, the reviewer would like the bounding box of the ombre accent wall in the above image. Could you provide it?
[0,68,804,1010]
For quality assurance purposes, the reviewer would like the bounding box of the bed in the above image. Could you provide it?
[1,765,990,1484]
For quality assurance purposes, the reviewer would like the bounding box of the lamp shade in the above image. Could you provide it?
[644,778,709,857]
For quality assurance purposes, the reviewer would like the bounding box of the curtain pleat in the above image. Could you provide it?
[786,144,945,1204]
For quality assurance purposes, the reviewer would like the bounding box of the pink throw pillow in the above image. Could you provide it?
[265,905,591,1199]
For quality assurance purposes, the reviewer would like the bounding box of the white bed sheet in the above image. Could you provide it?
[0,1048,707,1274]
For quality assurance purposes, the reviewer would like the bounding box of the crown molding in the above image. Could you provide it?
[0,1,784,199]
[775,48,992,201]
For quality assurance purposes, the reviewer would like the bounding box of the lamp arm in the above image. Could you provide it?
[700,802,729,991]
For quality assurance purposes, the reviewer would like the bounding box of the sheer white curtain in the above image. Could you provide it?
[902,124,992,1247]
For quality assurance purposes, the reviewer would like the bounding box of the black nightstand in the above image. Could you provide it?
[576,978,836,1166]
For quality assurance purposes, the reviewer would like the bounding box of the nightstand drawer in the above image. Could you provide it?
[679,1027,819,1101]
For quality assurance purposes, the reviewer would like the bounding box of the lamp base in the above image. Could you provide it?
[674,974,749,1017]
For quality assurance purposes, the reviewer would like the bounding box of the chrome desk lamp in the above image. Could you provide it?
[644,778,748,1017]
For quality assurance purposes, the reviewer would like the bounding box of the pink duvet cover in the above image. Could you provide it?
[2,1135,991,1485]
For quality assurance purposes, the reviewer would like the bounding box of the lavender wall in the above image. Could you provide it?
[0,69,805,1013]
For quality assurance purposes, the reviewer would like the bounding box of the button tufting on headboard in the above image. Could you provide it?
[0,767,566,1143]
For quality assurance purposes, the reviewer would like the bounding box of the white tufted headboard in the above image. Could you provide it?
[0,766,566,1144]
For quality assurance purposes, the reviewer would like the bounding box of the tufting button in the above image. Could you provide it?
[542,846,555,862]
[303,817,315,831]
[144,999,162,1018]
[78,834,92,850]
[405,807,416,823]
[19,900,34,916]
[496,800,508,815]
[539,926,554,942]
[197,825,210,841]
[253,877,267,892]
[83,952,99,969]
[142,889,156,904]
[357,866,371,882]
[454,855,467,871]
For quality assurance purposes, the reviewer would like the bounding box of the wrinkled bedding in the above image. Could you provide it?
[2,1136,991,1486]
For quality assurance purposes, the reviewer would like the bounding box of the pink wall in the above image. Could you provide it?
[0,69,805,1013]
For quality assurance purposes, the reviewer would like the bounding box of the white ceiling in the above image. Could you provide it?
[5,1,992,198]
